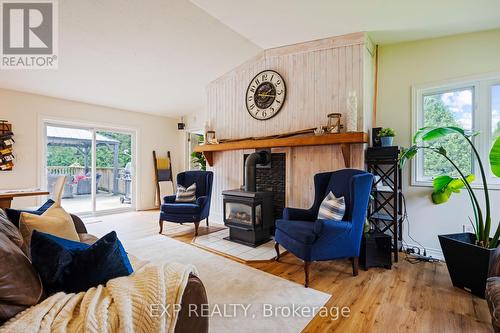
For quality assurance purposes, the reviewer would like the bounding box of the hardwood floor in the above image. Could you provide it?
[255,256,492,332]
[91,211,493,333]
[177,230,492,332]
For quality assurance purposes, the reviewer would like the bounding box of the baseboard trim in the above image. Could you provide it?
[137,206,160,211]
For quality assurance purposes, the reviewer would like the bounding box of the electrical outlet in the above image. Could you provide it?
[463,224,475,233]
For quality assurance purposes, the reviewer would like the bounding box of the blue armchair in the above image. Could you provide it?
[274,169,373,287]
[159,171,213,236]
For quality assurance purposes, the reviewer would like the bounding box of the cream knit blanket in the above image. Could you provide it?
[0,258,198,333]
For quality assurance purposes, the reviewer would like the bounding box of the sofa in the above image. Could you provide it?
[0,211,209,333]
[487,246,500,332]
[76,173,102,195]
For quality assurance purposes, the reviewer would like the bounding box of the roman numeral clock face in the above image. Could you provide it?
[246,70,286,120]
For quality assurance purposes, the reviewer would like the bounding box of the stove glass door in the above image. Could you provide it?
[225,201,254,226]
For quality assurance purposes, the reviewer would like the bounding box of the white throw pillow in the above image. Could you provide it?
[175,183,197,203]
[317,191,346,221]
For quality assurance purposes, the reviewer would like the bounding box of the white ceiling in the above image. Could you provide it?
[0,0,261,117]
[2,0,500,117]
[192,0,500,48]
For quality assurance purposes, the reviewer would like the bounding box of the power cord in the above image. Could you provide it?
[400,193,440,263]
[401,194,426,254]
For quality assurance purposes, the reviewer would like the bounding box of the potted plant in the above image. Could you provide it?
[400,126,500,298]
[378,128,396,147]
[190,151,206,171]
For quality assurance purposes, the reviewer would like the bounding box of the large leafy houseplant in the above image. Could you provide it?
[190,134,207,171]
[400,126,500,249]
[190,151,206,171]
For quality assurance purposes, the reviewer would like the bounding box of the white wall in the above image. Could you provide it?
[181,109,207,171]
[377,29,500,257]
[0,89,182,210]
[185,109,208,133]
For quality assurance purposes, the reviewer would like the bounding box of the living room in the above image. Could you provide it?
[1,1,500,332]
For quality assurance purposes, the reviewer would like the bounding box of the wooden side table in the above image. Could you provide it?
[359,232,392,270]
[0,190,49,209]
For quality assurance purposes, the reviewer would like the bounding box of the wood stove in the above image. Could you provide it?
[222,189,273,246]
[222,150,275,247]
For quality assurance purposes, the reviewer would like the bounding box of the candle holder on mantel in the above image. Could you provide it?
[205,130,217,144]
[326,113,342,134]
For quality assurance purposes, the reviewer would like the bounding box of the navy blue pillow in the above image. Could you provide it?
[5,199,55,227]
[30,230,133,294]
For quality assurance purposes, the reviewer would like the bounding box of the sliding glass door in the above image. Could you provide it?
[95,130,133,212]
[44,123,134,215]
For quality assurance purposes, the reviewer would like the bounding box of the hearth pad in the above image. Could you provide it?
[192,229,286,262]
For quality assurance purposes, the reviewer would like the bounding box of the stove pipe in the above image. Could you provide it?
[244,150,271,192]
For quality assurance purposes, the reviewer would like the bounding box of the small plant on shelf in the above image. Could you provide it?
[378,128,396,137]
[377,128,396,146]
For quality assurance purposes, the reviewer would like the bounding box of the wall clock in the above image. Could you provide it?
[245,70,286,120]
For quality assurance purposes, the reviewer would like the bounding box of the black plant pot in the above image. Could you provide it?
[439,233,496,298]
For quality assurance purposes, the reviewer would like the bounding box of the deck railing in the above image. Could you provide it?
[47,166,128,194]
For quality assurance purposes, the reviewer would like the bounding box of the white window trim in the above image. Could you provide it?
[411,71,500,190]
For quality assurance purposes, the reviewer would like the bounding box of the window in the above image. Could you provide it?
[412,73,500,187]
[422,88,473,178]
[492,85,500,141]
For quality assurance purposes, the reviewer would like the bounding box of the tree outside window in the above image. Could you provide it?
[422,88,473,178]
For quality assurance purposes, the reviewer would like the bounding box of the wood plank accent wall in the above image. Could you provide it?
[206,32,372,217]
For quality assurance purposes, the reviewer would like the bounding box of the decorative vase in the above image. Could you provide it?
[346,91,358,132]
[380,137,393,147]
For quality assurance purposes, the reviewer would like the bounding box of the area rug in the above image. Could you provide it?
[160,221,226,238]
[86,211,330,333]
[193,229,287,262]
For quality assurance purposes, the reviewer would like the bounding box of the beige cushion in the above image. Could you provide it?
[19,205,79,256]
[78,233,99,245]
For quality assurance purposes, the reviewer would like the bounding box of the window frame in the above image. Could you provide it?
[411,72,500,189]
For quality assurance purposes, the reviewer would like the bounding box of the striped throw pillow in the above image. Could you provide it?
[317,192,346,221]
[175,183,197,203]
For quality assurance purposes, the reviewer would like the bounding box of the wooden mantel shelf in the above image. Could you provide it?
[194,132,368,167]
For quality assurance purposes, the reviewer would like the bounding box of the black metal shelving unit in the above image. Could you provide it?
[366,147,403,262]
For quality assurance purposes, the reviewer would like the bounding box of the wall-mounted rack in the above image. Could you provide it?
[0,120,14,171]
